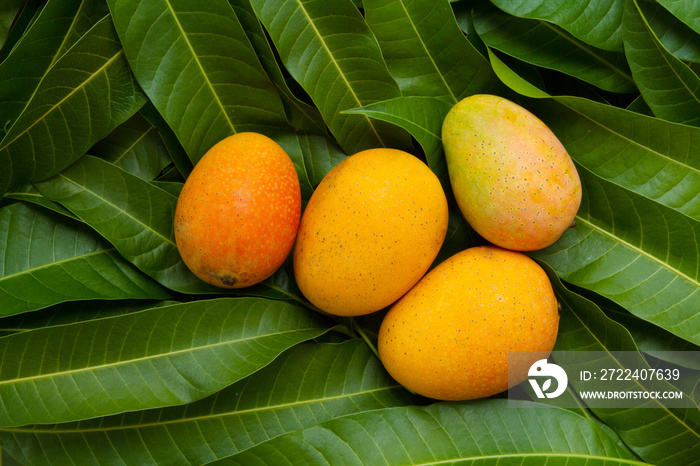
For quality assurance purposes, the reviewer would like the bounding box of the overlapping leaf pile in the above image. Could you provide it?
[0,0,699,464]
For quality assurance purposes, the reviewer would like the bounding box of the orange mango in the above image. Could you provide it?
[174,132,301,288]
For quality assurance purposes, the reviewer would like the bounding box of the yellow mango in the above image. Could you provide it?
[293,148,449,316]
[378,245,560,401]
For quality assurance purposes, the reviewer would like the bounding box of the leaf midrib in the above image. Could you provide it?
[0,50,124,153]
[395,0,457,103]
[0,327,318,386]
[110,125,159,166]
[575,214,700,290]
[559,97,700,206]
[2,385,405,434]
[630,0,700,113]
[560,287,700,443]
[0,248,116,283]
[412,452,649,465]
[293,0,385,146]
[55,168,177,248]
[540,21,633,83]
[162,0,237,136]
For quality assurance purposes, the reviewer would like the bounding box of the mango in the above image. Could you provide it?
[174,132,301,288]
[441,94,581,251]
[293,148,449,316]
[378,245,560,401]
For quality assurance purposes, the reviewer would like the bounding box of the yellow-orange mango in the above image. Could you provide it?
[442,94,581,251]
[378,245,559,401]
[174,132,301,288]
[293,148,449,316]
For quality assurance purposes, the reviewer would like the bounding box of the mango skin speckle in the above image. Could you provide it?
[174,132,301,288]
[293,148,449,317]
[378,245,559,401]
[442,94,582,251]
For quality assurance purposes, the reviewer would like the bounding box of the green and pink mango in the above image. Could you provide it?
[442,94,581,251]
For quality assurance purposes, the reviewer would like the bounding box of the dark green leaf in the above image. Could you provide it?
[107,0,289,165]
[643,0,700,63]
[474,2,636,93]
[139,102,194,180]
[0,299,177,331]
[0,0,106,132]
[532,166,700,346]
[623,0,700,125]
[0,0,45,62]
[580,289,700,370]
[363,0,501,101]
[272,130,347,200]
[547,267,700,465]
[33,155,218,294]
[0,14,147,196]
[535,94,700,222]
[655,0,700,35]
[248,0,413,155]
[343,96,453,189]
[230,0,328,135]
[0,340,414,465]
[489,0,624,51]
[0,297,332,427]
[3,183,79,219]
[89,112,173,180]
[0,0,23,50]
[0,202,170,317]
[212,400,641,465]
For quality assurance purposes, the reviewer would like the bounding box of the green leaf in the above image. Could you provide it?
[532,165,700,345]
[0,0,107,137]
[139,101,194,180]
[0,14,147,196]
[537,96,700,222]
[89,112,173,180]
[343,96,453,189]
[212,400,642,465]
[0,0,43,62]
[248,0,412,155]
[0,297,332,427]
[655,0,700,36]
[33,155,219,294]
[272,130,347,200]
[623,0,700,125]
[229,0,328,135]
[643,0,700,63]
[486,48,550,98]
[489,0,624,52]
[474,2,636,93]
[107,0,289,165]
[3,183,79,220]
[578,288,700,370]
[547,267,700,465]
[363,0,501,102]
[0,0,23,50]
[0,202,170,317]
[0,340,414,465]
[0,299,177,332]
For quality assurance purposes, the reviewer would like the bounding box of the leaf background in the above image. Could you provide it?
[0,0,698,464]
